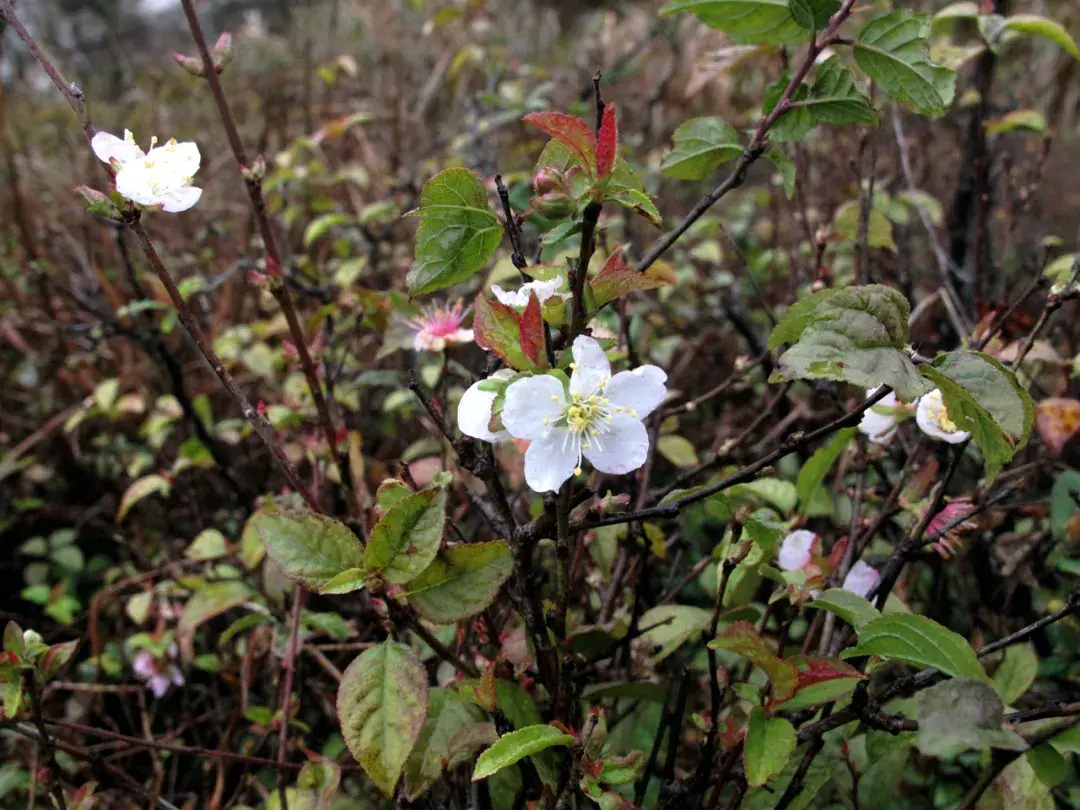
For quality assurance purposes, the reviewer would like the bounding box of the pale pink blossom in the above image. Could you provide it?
[841,561,879,599]
[132,646,184,698]
[777,530,817,572]
[408,300,473,352]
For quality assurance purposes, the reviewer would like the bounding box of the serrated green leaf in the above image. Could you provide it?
[797,427,855,515]
[403,540,513,624]
[365,489,445,585]
[661,0,808,45]
[764,147,796,199]
[407,168,502,295]
[795,58,878,126]
[764,77,813,142]
[709,621,799,700]
[639,605,713,662]
[842,614,987,681]
[993,643,1038,706]
[254,511,365,591]
[337,641,428,797]
[808,588,880,632]
[854,11,956,117]
[473,725,573,781]
[589,249,674,309]
[660,117,743,180]
[404,688,487,799]
[1004,14,1080,61]
[788,0,838,29]
[769,284,932,401]
[318,568,368,595]
[744,707,796,787]
[916,678,1025,758]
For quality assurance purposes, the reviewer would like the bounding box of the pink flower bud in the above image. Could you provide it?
[172,53,205,77]
[74,185,109,206]
[533,166,565,194]
[213,32,234,72]
[241,155,267,182]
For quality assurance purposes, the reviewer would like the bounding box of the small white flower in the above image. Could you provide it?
[778,530,816,571]
[408,299,473,352]
[499,336,667,493]
[490,277,567,309]
[858,387,901,445]
[457,369,515,443]
[916,389,969,444]
[92,130,202,212]
[841,561,879,598]
[132,647,184,698]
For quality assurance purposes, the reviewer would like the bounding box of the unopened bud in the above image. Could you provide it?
[172,53,205,77]
[533,166,566,194]
[75,185,123,221]
[212,33,234,70]
[241,155,267,182]
[811,279,827,293]
[531,190,576,219]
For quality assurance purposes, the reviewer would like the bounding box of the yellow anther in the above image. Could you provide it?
[551,395,559,402]
[569,362,578,370]
[630,410,638,418]
[542,418,549,425]
[573,467,582,476]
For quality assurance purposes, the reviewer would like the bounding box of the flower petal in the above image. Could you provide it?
[458,378,508,443]
[159,141,201,177]
[491,284,524,308]
[605,366,667,419]
[916,389,970,444]
[582,412,648,475]
[502,375,566,440]
[570,335,610,395]
[91,131,140,165]
[778,530,816,571]
[160,186,203,213]
[841,561,879,598]
[524,427,578,492]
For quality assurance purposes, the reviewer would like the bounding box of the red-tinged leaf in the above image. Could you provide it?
[523,112,597,176]
[1036,398,1080,455]
[596,104,618,179]
[473,296,541,372]
[708,621,799,701]
[793,657,866,689]
[39,640,79,681]
[518,292,549,370]
[589,248,676,309]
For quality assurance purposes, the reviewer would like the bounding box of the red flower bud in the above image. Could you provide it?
[172,53,205,77]
[533,166,566,194]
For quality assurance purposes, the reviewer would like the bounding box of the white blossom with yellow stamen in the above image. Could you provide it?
[915,388,970,444]
[497,336,667,493]
[92,129,202,212]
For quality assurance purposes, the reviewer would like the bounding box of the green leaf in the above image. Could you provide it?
[403,540,513,624]
[764,78,813,142]
[178,581,254,638]
[842,614,987,681]
[303,213,353,247]
[185,529,228,560]
[661,0,808,45]
[406,168,502,295]
[709,621,799,700]
[657,435,700,469]
[1003,14,1080,61]
[473,725,574,781]
[744,707,796,787]
[832,201,897,251]
[1026,743,1068,787]
[1051,469,1080,538]
[730,477,798,514]
[764,147,796,199]
[365,489,445,585]
[986,109,1047,135]
[337,641,429,797]
[768,284,932,402]
[797,427,855,515]
[639,605,713,663]
[273,760,341,810]
[117,474,171,521]
[916,678,1025,758]
[660,117,743,180]
[854,11,956,118]
[788,0,838,29]
[473,295,544,372]
[993,643,1038,706]
[796,58,878,126]
[254,511,365,592]
[318,568,368,596]
[404,688,487,799]
[807,588,880,632]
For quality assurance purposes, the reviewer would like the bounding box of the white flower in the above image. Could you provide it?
[498,336,667,493]
[407,300,473,352]
[916,389,969,444]
[841,561,879,598]
[457,369,515,443]
[92,130,202,212]
[777,530,816,571]
[490,277,567,309]
[858,387,901,445]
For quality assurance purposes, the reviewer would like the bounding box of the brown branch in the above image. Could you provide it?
[22,670,69,810]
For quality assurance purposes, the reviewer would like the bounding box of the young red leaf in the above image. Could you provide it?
[793,657,867,690]
[596,104,619,179]
[518,292,549,370]
[589,248,675,309]
[522,112,597,176]
[708,621,799,700]
[473,296,541,373]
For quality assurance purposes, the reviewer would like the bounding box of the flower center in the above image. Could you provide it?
[566,392,612,435]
